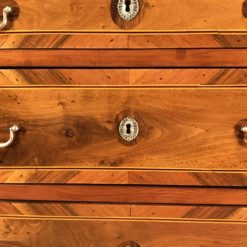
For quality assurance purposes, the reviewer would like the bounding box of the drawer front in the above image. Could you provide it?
[1,88,247,169]
[0,218,247,246]
[1,0,247,31]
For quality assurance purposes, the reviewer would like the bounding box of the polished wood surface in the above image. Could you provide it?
[0,88,247,169]
[2,169,247,187]
[0,34,128,49]
[0,69,129,86]
[3,34,247,49]
[1,185,247,205]
[2,68,247,86]
[0,218,247,246]
[2,49,247,67]
[2,202,247,221]
[2,0,247,31]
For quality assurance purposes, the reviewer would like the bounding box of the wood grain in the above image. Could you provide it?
[0,69,129,86]
[2,69,247,86]
[1,218,247,246]
[2,202,247,221]
[0,34,128,49]
[1,185,247,205]
[129,34,247,48]
[3,34,247,49]
[0,88,247,169]
[129,69,247,85]
[0,169,129,184]
[2,169,247,187]
[1,49,247,67]
[0,202,130,218]
[2,0,247,31]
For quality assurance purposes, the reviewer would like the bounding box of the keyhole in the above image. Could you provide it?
[125,0,131,12]
[126,124,131,134]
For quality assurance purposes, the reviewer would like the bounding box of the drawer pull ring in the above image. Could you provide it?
[0,6,12,30]
[0,125,19,148]
[119,116,139,142]
[117,0,139,21]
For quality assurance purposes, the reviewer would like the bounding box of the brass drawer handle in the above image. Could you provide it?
[0,6,12,30]
[0,125,19,148]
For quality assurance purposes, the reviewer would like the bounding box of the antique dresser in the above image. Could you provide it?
[1,0,247,246]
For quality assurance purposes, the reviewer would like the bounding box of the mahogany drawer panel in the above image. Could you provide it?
[1,217,247,247]
[2,0,247,32]
[1,88,247,169]
[2,69,247,86]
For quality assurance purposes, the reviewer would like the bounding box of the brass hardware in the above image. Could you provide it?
[0,125,19,148]
[119,116,139,142]
[0,6,12,30]
[117,0,139,21]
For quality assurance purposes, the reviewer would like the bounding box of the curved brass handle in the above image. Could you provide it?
[0,6,12,30]
[0,125,19,148]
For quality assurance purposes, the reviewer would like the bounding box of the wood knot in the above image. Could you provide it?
[65,128,75,138]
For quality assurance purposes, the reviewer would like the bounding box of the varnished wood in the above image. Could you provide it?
[2,69,247,86]
[2,169,247,187]
[129,34,247,48]
[1,185,247,205]
[0,169,129,184]
[131,205,247,221]
[0,34,128,49]
[1,88,247,169]
[2,49,247,67]
[1,218,247,246]
[2,202,247,221]
[3,34,247,49]
[129,69,247,85]
[0,69,129,86]
[2,0,247,31]
[0,202,130,218]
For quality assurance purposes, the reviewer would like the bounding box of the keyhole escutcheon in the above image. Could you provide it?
[117,0,140,21]
[125,0,131,12]
[119,116,139,142]
[126,123,132,134]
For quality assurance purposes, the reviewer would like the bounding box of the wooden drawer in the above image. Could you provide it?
[2,0,247,31]
[1,88,247,170]
[0,217,247,246]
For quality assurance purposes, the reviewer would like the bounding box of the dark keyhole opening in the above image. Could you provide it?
[126,124,132,134]
[125,0,131,12]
